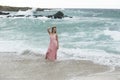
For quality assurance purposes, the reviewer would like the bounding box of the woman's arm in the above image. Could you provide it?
[56,34,59,49]
[47,27,51,35]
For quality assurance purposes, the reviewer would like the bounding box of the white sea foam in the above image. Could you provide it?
[0,40,120,67]
[59,32,69,37]
[0,41,23,53]
[104,29,120,41]
[58,48,120,67]
[37,16,49,20]
[0,15,7,18]
[0,40,46,55]
[15,8,37,16]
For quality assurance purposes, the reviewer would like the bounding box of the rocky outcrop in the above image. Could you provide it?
[7,11,72,19]
[53,11,64,19]
[47,11,72,19]
[0,5,49,11]
[0,11,9,15]
[6,11,72,19]
[0,5,72,19]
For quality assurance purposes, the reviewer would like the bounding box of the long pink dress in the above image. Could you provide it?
[45,34,58,60]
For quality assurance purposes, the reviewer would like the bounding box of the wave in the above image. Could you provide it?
[0,43,120,67]
[58,48,120,67]
[7,48,120,67]
[104,29,120,41]
[15,8,37,16]
[20,50,43,57]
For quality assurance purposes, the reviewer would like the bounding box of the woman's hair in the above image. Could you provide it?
[52,26,56,33]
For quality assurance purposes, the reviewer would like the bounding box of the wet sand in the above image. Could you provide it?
[0,54,120,80]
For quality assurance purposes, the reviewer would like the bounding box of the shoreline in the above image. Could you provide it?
[0,54,120,80]
[0,5,50,11]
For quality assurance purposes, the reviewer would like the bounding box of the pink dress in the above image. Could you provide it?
[45,34,58,60]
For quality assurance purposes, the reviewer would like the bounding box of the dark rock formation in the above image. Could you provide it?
[33,15,43,18]
[6,15,44,18]
[53,11,64,19]
[46,11,72,19]
[0,5,50,11]
[46,15,53,18]
[46,11,64,19]
[0,11,9,15]
[63,15,72,18]
[13,15,25,17]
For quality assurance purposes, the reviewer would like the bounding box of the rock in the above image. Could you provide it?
[0,11,9,15]
[6,15,12,18]
[33,15,43,18]
[53,11,64,19]
[13,15,25,17]
[0,5,48,11]
[64,15,72,18]
[46,11,72,19]
[46,15,53,18]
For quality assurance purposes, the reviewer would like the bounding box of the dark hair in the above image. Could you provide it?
[52,27,56,33]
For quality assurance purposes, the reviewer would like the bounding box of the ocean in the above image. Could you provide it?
[0,8,120,67]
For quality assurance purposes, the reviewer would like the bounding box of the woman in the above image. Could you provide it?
[45,26,59,61]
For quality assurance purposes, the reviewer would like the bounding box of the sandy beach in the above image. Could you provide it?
[0,53,120,80]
